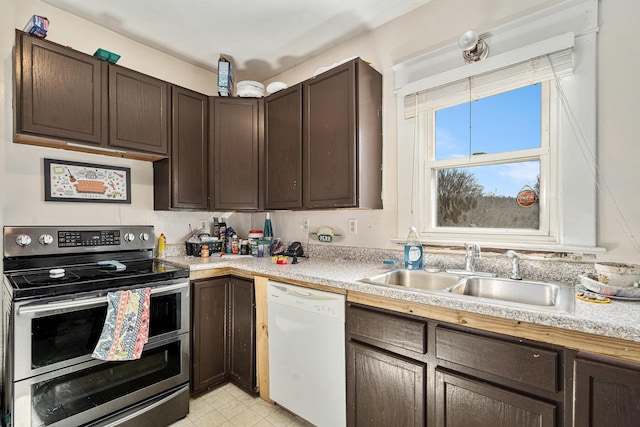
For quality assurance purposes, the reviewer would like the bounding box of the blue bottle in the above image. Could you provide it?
[404,226,423,270]
[263,213,273,241]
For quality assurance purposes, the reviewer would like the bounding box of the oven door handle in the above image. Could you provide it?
[17,281,189,315]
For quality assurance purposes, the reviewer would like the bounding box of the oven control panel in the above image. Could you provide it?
[58,230,121,247]
[3,226,155,257]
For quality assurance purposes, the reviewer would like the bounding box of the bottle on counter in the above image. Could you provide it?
[404,226,423,270]
[263,213,273,241]
[218,217,227,248]
[158,233,167,257]
[212,218,220,238]
[231,234,239,254]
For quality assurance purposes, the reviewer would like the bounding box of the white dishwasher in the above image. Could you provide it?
[267,281,346,427]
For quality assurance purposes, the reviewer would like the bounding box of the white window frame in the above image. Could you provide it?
[393,0,602,254]
[420,82,553,241]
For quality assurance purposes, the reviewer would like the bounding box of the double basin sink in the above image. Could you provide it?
[359,268,575,314]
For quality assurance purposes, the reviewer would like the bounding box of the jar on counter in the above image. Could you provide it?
[200,245,210,258]
[248,230,263,256]
[240,240,249,255]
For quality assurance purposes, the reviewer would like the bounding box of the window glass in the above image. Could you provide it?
[435,84,541,160]
[435,161,540,229]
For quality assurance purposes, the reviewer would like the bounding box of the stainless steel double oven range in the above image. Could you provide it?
[2,226,190,427]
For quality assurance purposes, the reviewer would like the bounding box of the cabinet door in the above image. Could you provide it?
[192,279,229,393]
[109,65,169,155]
[16,30,107,145]
[154,86,208,210]
[303,61,356,208]
[435,370,556,427]
[229,278,256,392]
[347,341,426,427]
[264,84,303,209]
[211,98,262,210]
[574,356,640,427]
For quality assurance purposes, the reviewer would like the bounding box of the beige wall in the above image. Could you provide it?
[2,0,639,264]
[262,0,640,264]
[0,0,252,251]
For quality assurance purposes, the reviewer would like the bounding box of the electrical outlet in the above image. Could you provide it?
[199,220,208,231]
[302,218,310,231]
[348,218,357,234]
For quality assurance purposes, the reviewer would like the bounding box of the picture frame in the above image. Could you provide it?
[44,158,131,204]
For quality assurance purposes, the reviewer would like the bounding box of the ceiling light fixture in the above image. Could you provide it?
[458,29,489,63]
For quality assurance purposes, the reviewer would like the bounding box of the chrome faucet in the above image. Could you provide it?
[506,250,522,280]
[464,243,481,272]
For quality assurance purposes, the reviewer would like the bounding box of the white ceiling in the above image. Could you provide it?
[43,0,432,82]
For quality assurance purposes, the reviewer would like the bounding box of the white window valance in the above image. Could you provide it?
[404,47,573,119]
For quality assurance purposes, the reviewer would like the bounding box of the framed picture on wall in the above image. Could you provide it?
[44,158,131,204]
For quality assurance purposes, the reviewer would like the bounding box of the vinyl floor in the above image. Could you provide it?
[169,383,314,427]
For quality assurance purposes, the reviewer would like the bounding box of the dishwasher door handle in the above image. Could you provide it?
[292,289,313,297]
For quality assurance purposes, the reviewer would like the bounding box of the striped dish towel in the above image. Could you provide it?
[92,288,151,361]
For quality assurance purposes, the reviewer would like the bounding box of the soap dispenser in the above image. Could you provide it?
[404,226,423,270]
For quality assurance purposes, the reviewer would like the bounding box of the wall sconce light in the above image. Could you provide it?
[458,29,489,63]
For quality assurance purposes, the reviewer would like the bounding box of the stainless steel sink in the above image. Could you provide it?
[359,269,461,291]
[446,276,575,314]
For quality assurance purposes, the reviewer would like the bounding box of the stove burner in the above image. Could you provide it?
[25,270,80,285]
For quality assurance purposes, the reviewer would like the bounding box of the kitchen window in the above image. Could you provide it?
[394,0,599,253]
[423,81,550,234]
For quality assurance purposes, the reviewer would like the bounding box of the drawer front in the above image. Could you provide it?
[347,305,427,354]
[436,327,559,393]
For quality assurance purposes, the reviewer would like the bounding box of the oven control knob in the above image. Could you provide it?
[15,234,32,247]
[39,234,54,245]
[139,232,150,241]
[123,232,136,242]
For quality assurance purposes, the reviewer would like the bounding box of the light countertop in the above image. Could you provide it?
[160,254,640,345]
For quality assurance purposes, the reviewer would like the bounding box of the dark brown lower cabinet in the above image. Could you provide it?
[574,354,640,427]
[347,341,425,427]
[347,303,569,427]
[192,278,228,392]
[191,277,256,394]
[435,370,556,427]
[229,277,256,391]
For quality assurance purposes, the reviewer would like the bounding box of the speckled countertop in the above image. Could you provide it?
[159,252,640,344]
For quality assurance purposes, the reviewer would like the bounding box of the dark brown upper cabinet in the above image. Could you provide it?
[108,65,169,156]
[14,30,169,161]
[264,84,303,209]
[154,86,209,210]
[211,97,263,211]
[303,58,382,209]
[14,30,107,147]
